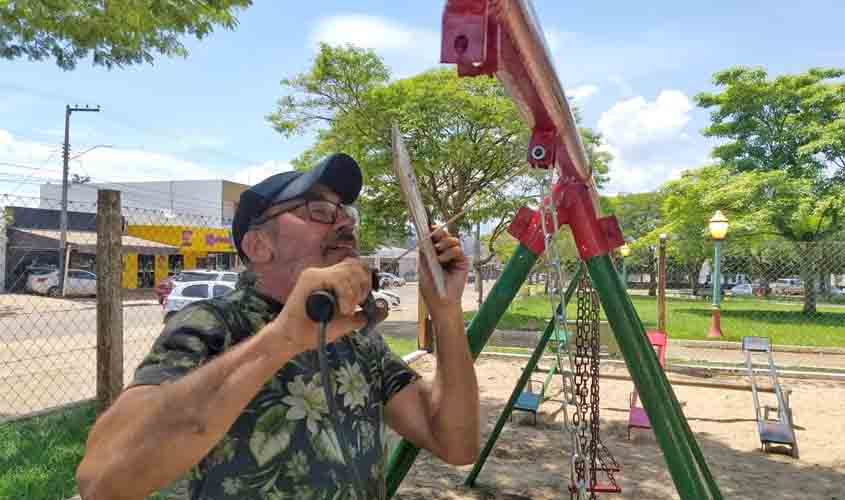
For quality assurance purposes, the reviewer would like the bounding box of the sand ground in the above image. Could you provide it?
[394,355,845,500]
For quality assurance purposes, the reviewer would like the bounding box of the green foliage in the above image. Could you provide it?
[0,0,251,69]
[696,66,845,185]
[0,403,96,500]
[269,44,611,250]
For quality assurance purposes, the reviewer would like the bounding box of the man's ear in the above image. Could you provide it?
[241,230,274,264]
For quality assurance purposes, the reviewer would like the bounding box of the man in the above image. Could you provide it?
[76,153,480,499]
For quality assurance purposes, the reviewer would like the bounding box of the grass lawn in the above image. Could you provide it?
[0,403,94,500]
[0,336,420,500]
[384,335,421,357]
[465,293,845,348]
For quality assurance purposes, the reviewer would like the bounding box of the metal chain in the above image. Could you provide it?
[584,275,621,495]
[536,172,586,500]
[574,273,593,499]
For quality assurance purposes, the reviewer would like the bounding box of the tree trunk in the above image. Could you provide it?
[800,242,817,315]
[688,263,699,296]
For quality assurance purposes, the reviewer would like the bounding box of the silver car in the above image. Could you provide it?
[28,269,97,297]
[163,280,235,322]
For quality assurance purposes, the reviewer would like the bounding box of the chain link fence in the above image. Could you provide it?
[1,191,239,423]
[464,236,845,351]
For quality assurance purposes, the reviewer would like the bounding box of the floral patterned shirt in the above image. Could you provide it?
[132,284,419,500]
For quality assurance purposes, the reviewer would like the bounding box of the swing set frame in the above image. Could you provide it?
[385,1,724,499]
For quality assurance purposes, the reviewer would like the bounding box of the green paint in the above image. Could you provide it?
[463,265,582,487]
[385,244,538,497]
[587,255,722,499]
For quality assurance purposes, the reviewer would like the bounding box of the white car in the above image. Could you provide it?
[163,280,236,321]
[28,269,97,297]
[730,283,754,296]
[373,290,401,309]
[378,272,406,288]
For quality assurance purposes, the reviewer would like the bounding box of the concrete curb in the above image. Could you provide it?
[493,329,845,356]
[478,351,845,382]
[669,339,845,356]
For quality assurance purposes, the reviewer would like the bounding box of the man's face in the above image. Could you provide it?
[258,184,359,273]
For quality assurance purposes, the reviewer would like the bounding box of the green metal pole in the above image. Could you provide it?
[464,266,583,487]
[620,257,627,288]
[712,240,722,308]
[587,255,722,499]
[385,244,538,497]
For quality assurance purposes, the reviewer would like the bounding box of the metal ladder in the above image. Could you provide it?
[741,336,799,458]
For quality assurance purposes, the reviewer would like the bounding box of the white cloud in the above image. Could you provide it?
[310,14,439,54]
[229,160,293,186]
[595,91,710,194]
[308,14,442,78]
[0,129,290,198]
[567,84,599,103]
[598,90,692,148]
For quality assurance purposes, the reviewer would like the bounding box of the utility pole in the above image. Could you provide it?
[60,104,100,296]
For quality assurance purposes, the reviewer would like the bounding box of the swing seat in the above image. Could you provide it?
[512,379,544,425]
[627,331,668,439]
[569,481,622,494]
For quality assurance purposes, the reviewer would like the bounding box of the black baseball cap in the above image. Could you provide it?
[232,153,363,262]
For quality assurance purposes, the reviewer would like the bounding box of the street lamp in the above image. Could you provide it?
[708,210,729,338]
[619,243,631,287]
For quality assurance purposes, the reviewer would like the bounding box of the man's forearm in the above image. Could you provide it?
[429,305,480,463]
[78,319,299,499]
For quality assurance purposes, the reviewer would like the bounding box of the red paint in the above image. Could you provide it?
[708,307,723,338]
[442,0,628,260]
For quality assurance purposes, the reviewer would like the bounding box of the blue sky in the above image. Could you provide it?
[1,0,843,205]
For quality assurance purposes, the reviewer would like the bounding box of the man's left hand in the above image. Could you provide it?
[419,228,469,315]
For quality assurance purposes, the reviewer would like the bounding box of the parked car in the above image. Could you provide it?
[377,272,406,288]
[771,278,804,296]
[154,269,239,304]
[373,289,401,309]
[729,283,754,296]
[28,269,97,297]
[24,266,58,293]
[163,280,236,321]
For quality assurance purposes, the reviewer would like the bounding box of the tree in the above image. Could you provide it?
[696,66,845,184]
[604,191,664,295]
[644,166,726,295]
[269,44,610,252]
[0,1,251,70]
[696,66,845,313]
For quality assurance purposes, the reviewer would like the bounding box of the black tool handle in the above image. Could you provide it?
[304,269,380,323]
[306,290,336,323]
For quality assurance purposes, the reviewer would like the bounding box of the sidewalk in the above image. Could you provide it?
[0,292,158,317]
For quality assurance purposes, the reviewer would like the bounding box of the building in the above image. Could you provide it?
[3,206,177,292]
[38,179,249,289]
[40,179,247,227]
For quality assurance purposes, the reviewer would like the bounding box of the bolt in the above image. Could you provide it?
[454,35,469,54]
[531,145,547,161]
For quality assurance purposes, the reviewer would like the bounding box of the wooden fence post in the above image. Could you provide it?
[97,189,123,411]
[658,233,668,333]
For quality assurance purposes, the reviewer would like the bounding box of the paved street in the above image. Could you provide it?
[0,281,495,420]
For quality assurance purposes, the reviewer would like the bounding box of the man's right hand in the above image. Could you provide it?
[270,258,375,354]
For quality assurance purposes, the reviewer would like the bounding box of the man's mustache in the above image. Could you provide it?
[323,229,357,246]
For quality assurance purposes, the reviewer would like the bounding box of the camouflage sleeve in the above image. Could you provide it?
[372,333,420,403]
[131,304,230,387]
